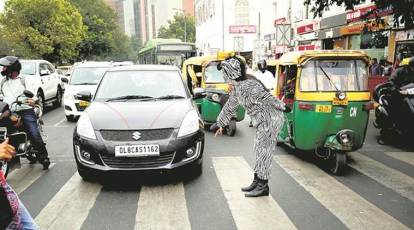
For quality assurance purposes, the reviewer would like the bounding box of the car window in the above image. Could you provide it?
[47,63,55,74]
[205,61,226,83]
[39,63,50,75]
[95,70,188,100]
[70,67,109,85]
[20,62,36,75]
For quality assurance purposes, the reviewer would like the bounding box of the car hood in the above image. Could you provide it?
[86,99,195,130]
[66,84,99,97]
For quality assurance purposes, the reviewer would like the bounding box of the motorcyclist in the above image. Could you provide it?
[0,56,50,169]
[389,57,414,87]
[255,60,275,91]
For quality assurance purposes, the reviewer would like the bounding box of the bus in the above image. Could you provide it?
[137,39,197,68]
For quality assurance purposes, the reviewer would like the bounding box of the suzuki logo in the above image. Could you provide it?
[132,132,141,140]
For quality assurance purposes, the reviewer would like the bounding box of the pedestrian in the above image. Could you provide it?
[212,55,290,197]
[370,58,382,76]
[0,139,38,230]
[255,60,276,91]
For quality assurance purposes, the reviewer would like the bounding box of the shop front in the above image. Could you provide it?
[318,13,347,50]
[394,29,414,61]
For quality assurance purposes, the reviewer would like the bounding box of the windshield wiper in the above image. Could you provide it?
[155,95,185,100]
[106,95,154,102]
[318,66,340,92]
[73,82,97,85]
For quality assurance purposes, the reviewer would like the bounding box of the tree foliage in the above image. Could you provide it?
[304,0,414,29]
[158,13,196,43]
[0,0,86,63]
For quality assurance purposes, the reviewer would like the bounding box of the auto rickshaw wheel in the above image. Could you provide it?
[330,153,347,176]
[226,120,237,136]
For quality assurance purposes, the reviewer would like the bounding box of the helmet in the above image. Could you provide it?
[257,60,267,72]
[0,56,22,76]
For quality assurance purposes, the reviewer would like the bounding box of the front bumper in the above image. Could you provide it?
[64,98,86,117]
[73,128,204,173]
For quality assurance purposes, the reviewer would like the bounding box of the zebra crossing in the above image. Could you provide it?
[6,151,414,230]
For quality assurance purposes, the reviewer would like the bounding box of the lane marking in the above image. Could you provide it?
[7,163,56,194]
[274,155,409,230]
[385,152,414,166]
[53,118,67,127]
[212,156,297,230]
[35,173,101,230]
[348,152,414,202]
[135,183,191,230]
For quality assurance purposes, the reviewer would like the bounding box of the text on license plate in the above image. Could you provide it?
[79,101,90,107]
[315,105,332,113]
[115,145,160,157]
[332,98,348,105]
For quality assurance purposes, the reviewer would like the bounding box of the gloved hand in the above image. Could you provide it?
[284,105,292,113]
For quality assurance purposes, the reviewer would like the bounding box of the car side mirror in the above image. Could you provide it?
[40,69,50,76]
[193,88,206,99]
[76,91,92,102]
[61,77,69,83]
[23,90,34,98]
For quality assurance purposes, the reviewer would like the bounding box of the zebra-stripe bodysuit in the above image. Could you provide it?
[217,78,285,180]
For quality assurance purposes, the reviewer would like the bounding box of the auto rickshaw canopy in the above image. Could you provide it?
[278,50,370,66]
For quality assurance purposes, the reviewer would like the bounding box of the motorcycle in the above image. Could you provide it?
[0,90,47,178]
[373,82,414,144]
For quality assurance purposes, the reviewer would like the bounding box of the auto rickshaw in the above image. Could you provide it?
[274,50,372,174]
[182,52,245,136]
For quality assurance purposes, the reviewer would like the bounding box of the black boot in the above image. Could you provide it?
[39,157,50,170]
[241,173,258,192]
[244,178,269,197]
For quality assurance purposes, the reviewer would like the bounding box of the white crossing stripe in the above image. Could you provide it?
[274,155,409,230]
[213,157,297,230]
[385,152,414,166]
[35,173,102,230]
[349,152,414,202]
[135,183,191,230]
[7,163,55,194]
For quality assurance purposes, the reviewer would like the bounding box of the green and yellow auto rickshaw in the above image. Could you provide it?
[182,52,245,136]
[274,50,373,174]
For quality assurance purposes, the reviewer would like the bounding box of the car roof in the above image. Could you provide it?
[73,61,113,68]
[20,59,50,63]
[107,65,180,72]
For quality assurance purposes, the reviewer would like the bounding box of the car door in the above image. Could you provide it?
[39,62,53,99]
[46,62,60,96]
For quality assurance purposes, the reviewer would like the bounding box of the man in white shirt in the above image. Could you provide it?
[0,56,50,169]
[255,60,276,91]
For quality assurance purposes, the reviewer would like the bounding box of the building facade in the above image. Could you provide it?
[0,0,6,12]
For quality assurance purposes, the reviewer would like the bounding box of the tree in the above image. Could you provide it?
[69,0,117,61]
[158,13,196,43]
[304,0,414,29]
[0,0,86,63]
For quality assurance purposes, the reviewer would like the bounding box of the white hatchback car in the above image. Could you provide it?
[63,62,113,121]
[20,60,64,111]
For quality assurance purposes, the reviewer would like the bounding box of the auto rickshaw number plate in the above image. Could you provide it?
[315,105,332,113]
[332,98,348,106]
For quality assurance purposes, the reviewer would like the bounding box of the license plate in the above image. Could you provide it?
[332,98,348,106]
[79,101,90,107]
[315,105,332,113]
[115,144,160,157]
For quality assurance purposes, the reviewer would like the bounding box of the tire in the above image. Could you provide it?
[226,120,237,136]
[37,92,45,113]
[330,153,347,176]
[53,88,62,108]
[78,167,97,182]
[187,162,202,179]
[66,115,75,122]
[0,161,9,178]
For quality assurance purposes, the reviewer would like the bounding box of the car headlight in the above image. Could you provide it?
[178,110,200,137]
[211,93,220,103]
[77,114,96,139]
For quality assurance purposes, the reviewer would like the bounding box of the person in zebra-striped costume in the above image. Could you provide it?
[214,56,289,197]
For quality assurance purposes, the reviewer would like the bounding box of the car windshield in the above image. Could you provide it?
[95,70,188,101]
[20,62,36,75]
[70,67,109,85]
[205,61,226,83]
[300,60,369,92]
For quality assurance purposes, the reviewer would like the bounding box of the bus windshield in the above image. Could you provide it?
[205,62,226,83]
[157,55,183,67]
[300,60,369,92]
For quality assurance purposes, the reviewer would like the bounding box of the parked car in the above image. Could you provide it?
[20,60,64,111]
[73,65,204,180]
[62,62,112,121]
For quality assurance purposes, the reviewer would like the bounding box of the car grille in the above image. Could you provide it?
[100,129,174,141]
[100,151,175,169]
[75,103,87,112]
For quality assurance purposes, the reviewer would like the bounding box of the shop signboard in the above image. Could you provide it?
[264,33,276,41]
[346,4,393,23]
[320,13,347,29]
[297,23,314,35]
[274,17,287,26]
[340,21,386,36]
[318,27,342,39]
[229,25,257,34]
[395,29,414,41]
